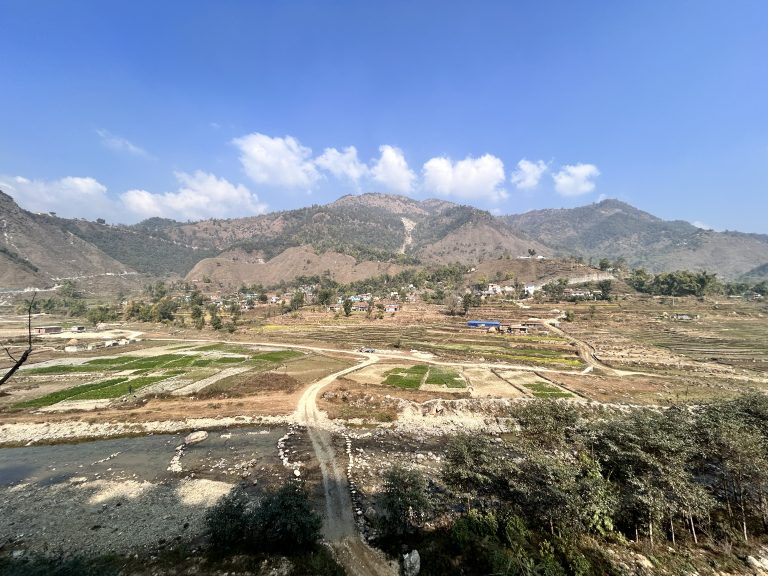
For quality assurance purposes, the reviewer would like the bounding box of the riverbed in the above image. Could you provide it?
[0,426,289,557]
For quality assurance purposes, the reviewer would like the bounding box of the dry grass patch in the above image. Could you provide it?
[197,369,303,398]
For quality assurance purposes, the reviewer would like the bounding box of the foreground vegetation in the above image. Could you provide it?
[375,396,768,575]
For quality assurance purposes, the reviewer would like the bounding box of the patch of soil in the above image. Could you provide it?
[318,378,471,422]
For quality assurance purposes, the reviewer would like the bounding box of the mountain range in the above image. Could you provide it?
[1,189,766,292]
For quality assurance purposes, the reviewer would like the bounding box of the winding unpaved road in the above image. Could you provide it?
[541,321,653,377]
[295,353,398,576]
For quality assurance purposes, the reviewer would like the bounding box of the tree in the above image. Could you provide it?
[41,297,58,314]
[597,279,613,301]
[627,268,652,293]
[189,289,206,307]
[67,300,87,317]
[317,287,335,306]
[442,435,501,500]
[290,291,305,311]
[87,304,116,326]
[145,281,168,303]
[598,258,611,271]
[208,304,222,330]
[58,280,79,300]
[462,293,473,315]
[528,248,537,257]
[697,401,768,543]
[190,304,204,322]
[152,297,178,322]
[343,298,353,317]
[542,279,568,302]
[444,293,459,316]
[378,465,431,538]
[228,301,241,320]
[506,451,613,537]
[509,400,580,450]
[1,294,35,387]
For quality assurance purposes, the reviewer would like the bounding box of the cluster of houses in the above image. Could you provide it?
[466,318,554,334]
[327,294,402,314]
[202,285,414,315]
[481,283,602,300]
[562,287,601,300]
[64,337,137,353]
[34,325,86,335]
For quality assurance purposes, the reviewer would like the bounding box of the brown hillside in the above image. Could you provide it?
[416,221,548,265]
[186,245,408,287]
[0,191,136,290]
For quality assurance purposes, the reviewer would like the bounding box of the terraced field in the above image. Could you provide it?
[648,318,768,371]
[7,347,308,410]
[562,297,768,375]
[379,364,467,390]
[258,322,582,369]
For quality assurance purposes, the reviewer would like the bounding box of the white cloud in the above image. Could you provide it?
[510,159,547,190]
[315,146,369,184]
[96,129,148,157]
[422,154,507,201]
[0,174,114,219]
[552,163,600,196]
[121,171,267,221]
[370,145,416,194]
[232,133,319,188]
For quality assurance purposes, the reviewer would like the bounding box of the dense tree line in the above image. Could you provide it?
[627,268,767,297]
[377,396,768,575]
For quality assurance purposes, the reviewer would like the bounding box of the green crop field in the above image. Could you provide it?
[253,350,304,363]
[383,365,429,389]
[524,381,572,398]
[13,378,129,409]
[69,375,168,400]
[26,364,107,375]
[424,366,465,388]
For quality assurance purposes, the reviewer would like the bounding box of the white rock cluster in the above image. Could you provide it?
[343,433,366,526]
[277,425,302,478]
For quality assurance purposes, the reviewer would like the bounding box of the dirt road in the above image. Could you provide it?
[294,354,397,576]
[542,321,652,377]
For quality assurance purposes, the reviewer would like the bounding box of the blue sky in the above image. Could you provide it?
[1,1,766,232]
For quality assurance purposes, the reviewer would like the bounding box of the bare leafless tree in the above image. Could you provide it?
[1,293,35,387]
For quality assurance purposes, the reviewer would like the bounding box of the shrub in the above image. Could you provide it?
[378,465,431,538]
[248,481,322,552]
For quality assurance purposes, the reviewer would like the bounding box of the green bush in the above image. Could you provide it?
[248,481,322,552]
[378,465,431,538]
